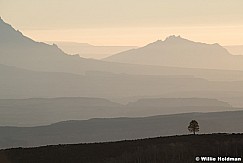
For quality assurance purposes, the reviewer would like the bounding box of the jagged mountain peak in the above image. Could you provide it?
[146,35,197,48]
[165,35,181,40]
[164,35,190,43]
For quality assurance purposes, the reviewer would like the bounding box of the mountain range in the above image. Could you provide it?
[1,18,243,109]
[2,17,243,81]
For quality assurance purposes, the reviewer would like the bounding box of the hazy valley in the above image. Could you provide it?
[1,17,243,156]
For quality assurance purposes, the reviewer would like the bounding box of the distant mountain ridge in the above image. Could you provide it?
[127,98,230,108]
[104,35,243,70]
[0,17,190,76]
[3,18,243,81]
[0,17,144,75]
[0,96,232,126]
[48,41,136,59]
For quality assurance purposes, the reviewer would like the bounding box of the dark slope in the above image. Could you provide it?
[1,110,243,149]
[0,134,243,163]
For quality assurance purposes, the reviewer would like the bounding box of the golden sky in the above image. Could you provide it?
[0,0,243,46]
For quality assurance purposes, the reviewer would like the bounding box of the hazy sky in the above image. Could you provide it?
[0,0,243,46]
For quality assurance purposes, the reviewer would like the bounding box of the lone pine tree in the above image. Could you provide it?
[188,120,199,135]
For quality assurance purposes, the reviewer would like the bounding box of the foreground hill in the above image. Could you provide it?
[105,35,243,70]
[1,110,243,149]
[0,134,242,163]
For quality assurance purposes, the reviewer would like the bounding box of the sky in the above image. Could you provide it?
[0,0,243,46]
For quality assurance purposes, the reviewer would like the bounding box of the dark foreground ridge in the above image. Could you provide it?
[0,134,242,163]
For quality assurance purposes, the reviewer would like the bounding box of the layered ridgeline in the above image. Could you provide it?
[2,17,243,81]
[105,35,243,70]
[0,110,243,149]
[2,63,243,107]
[0,97,232,126]
[1,18,243,106]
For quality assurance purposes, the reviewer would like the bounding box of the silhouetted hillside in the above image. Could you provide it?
[1,110,243,149]
[0,134,242,163]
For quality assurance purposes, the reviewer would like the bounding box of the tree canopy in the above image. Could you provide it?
[188,120,199,135]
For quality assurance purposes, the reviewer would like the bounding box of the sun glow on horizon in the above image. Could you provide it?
[1,0,243,46]
[20,25,243,47]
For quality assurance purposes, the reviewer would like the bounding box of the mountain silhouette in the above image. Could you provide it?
[3,17,243,80]
[104,35,243,70]
[0,17,153,75]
